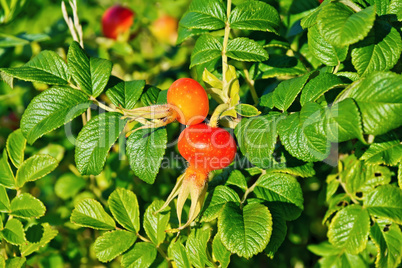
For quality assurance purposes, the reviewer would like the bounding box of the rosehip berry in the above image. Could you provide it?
[102,5,134,40]
[167,78,209,126]
[178,123,237,172]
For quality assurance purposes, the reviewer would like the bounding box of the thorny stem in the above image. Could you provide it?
[222,0,232,86]
[243,66,259,105]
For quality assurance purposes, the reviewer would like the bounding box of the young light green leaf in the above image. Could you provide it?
[254,173,304,221]
[364,185,402,224]
[179,0,226,30]
[10,193,46,219]
[37,143,65,162]
[0,150,15,189]
[226,170,247,191]
[235,113,282,169]
[94,230,136,263]
[168,239,190,268]
[190,34,222,68]
[186,227,213,268]
[339,71,402,136]
[317,3,376,47]
[219,202,272,258]
[273,72,311,111]
[55,173,86,200]
[278,102,330,162]
[6,129,26,168]
[307,25,349,66]
[67,42,112,97]
[127,128,167,184]
[0,186,10,212]
[0,50,70,86]
[234,104,261,117]
[71,199,116,230]
[212,235,230,268]
[229,1,280,33]
[106,80,145,110]
[20,223,58,257]
[370,219,402,268]
[20,86,91,144]
[300,73,346,106]
[1,218,25,245]
[324,98,365,143]
[5,257,26,268]
[121,242,157,268]
[75,112,127,176]
[352,22,402,76]
[360,131,402,166]
[308,241,342,257]
[328,204,370,254]
[226,38,268,62]
[144,200,170,246]
[108,188,140,233]
[201,185,241,222]
[15,154,58,188]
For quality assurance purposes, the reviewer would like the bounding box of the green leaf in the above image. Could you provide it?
[121,242,157,268]
[186,227,213,268]
[67,42,112,97]
[257,55,307,78]
[235,113,281,169]
[278,102,330,162]
[0,33,49,48]
[300,73,346,106]
[301,1,330,29]
[106,80,145,110]
[127,128,167,184]
[75,112,126,175]
[10,193,46,219]
[340,155,366,195]
[20,86,91,144]
[364,185,402,224]
[340,71,402,135]
[6,129,26,168]
[5,257,25,268]
[234,104,261,117]
[352,22,402,76]
[20,223,58,256]
[219,202,272,258]
[264,205,287,259]
[307,25,348,66]
[168,240,190,268]
[227,38,268,62]
[0,150,15,189]
[71,199,116,230]
[1,218,25,245]
[190,34,222,68]
[108,188,140,233]
[144,200,170,246]
[177,26,209,44]
[0,186,10,212]
[212,235,230,268]
[273,73,311,111]
[328,204,370,254]
[140,86,160,106]
[37,143,65,162]
[308,241,342,257]
[179,0,226,30]
[15,155,58,188]
[225,170,247,191]
[317,3,376,47]
[54,174,86,200]
[201,185,241,222]
[370,219,402,268]
[360,131,402,166]
[324,98,365,143]
[229,1,280,33]
[271,148,316,178]
[94,230,136,263]
[254,173,304,221]
[0,50,70,86]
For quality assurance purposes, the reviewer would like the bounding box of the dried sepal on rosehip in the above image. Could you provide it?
[121,78,209,136]
[156,123,237,231]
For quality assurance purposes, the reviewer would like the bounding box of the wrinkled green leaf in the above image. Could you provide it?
[71,199,116,230]
[94,230,136,263]
[108,188,140,233]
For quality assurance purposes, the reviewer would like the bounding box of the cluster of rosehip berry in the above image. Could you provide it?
[129,78,237,231]
[101,5,178,44]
